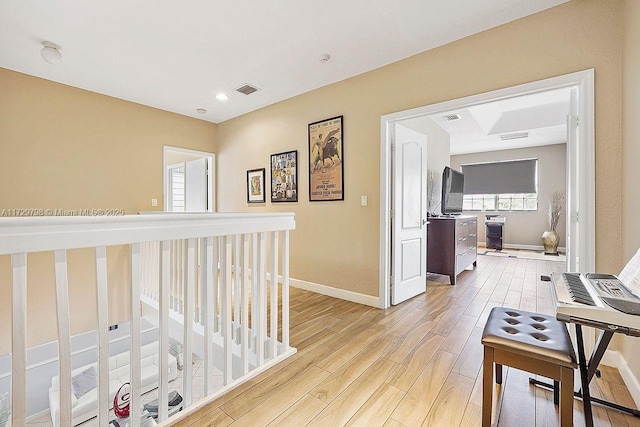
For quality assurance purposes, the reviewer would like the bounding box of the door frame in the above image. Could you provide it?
[163,146,216,212]
[379,69,595,309]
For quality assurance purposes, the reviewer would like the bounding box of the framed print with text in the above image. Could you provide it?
[308,115,344,201]
[271,150,298,202]
[247,168,266,203]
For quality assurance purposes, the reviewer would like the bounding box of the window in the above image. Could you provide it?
[463,194,496,211]
[463,193,538,211]
[461,159,538,212]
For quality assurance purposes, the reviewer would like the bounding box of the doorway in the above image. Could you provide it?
[378,70,595,309]
[163,146,216,212]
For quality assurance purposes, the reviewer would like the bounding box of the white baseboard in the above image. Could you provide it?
[478,242,566,252]
[26,408,50,423]
[245,267,380,308]
[601,350,640,409]
[288,277,380,308]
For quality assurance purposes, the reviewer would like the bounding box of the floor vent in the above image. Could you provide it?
[500,132,529,141]
[235,84,260,95]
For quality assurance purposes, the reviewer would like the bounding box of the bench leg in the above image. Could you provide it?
[560,366,574,427]
[495,363,502,385]
[483,346,494,427]
[554,380,559,405]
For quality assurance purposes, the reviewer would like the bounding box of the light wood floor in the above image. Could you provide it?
[178,255,640,427]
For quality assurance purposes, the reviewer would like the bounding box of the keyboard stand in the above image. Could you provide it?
[530,316,640,427]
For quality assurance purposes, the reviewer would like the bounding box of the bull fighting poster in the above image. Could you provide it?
[308,115,344,201]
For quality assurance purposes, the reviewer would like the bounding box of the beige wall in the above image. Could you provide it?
[619,0,640,386]
[0,68,217,352]
[216,0,623,298]
[451,144,567,248]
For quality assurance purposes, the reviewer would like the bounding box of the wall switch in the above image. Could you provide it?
[151,198,158,207]
[361,196,368,206]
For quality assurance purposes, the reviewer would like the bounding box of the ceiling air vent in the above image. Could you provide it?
[500,132,529,141]
[235,84,260,95]
[442,113,461,121]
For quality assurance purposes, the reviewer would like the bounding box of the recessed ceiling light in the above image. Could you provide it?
[216,93,229,101]
[197,108,207,114]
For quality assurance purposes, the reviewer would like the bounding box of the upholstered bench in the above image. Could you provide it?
[481,307,578,426]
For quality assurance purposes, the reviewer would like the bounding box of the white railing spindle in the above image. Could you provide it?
[130,242,142,425]
[234,234,241,344]
[282,230,291,349]
[212,236,220,333]
[251,233,258,353]
[202,237,214,394]
[11,253,27,426]
[158,241,170,421]
[183,238,195,406]
[95,246,110,426]
[53,250,72,427]
[241,233,250,375]
[270,232,279,358]
[257,232,267,365]
[221,236,233,385]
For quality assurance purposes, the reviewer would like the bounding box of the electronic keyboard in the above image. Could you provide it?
[551,272,640,333]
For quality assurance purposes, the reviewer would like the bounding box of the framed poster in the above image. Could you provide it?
[271,150,298,202]
[246,168,266,203]
[308,115,344,201]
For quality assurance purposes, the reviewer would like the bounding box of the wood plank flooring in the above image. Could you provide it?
[179,254,640,427]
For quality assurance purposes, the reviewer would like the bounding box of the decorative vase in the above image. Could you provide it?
[542,230,559,255]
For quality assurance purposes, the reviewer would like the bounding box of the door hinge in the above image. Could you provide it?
[572,211,579,223]
[569,115,579,128]
[390,209,394,219]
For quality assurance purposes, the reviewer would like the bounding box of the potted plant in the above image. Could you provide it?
[542,191,565,255]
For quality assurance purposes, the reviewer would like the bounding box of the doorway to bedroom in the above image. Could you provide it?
[379,70,595,308]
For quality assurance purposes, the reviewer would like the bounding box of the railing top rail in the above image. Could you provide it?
[0,212,295,255]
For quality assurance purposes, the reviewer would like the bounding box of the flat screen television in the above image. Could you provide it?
[441,166,464,215]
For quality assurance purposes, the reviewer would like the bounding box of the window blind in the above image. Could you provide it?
[461,159,537,195]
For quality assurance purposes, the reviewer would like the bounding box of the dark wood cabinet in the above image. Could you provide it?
[427,215,477,285]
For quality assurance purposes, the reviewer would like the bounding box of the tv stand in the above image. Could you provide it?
[427,215,477,285]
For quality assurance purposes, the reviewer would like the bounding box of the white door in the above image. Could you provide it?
[391,124,428,305]
[566,87,579,272]
[185,158,208,212]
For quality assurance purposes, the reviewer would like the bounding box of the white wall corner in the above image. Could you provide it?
[601,350,640,409]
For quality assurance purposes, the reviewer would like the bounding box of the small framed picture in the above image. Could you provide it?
[271,150,298,203]
[247,168,266,203]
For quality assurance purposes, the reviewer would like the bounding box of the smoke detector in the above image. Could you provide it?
[317,53,331,63]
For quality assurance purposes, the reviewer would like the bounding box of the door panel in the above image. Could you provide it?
[392,124,428,305]
[185,158,207,212]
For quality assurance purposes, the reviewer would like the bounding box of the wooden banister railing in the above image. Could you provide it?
[0,213,296,427]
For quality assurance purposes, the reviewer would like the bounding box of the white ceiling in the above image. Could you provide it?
[0,1,568,124]
[429,87,571,155]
